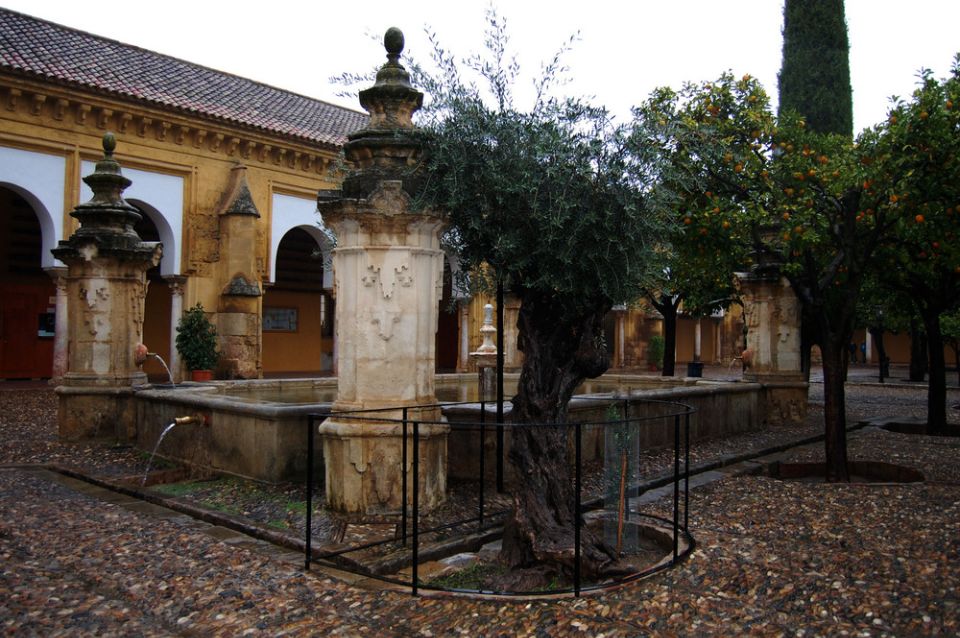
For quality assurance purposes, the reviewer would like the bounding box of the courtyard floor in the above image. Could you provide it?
[1,366,958,636]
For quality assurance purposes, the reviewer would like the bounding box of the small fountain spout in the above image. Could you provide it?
[135,343,175,386]
[141,414,207,486]
[174,414,206,426]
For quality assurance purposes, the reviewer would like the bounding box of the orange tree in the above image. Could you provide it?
[638,72,903,481]
[631,79,764,375]
[867,58,960,433]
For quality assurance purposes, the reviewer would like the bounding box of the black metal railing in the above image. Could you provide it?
[304,395,695,597]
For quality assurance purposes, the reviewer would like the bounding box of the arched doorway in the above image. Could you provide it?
[0,186,55,378]
[131,204,173,382]
[262,227,333,375]
[435,259,460,373]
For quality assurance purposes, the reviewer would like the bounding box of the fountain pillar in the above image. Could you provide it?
[53,133,162,439]
[735,266,807,425]
[470,304,498,401]
[165,276,186,382]
[45,266,69,383]
[317,29,448,514]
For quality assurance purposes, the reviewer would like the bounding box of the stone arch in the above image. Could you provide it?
[127,198,177,276]
[0,146,66,269]
[270,192,335,287]
[263,225,334,375]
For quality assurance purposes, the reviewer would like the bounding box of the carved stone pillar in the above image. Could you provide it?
[735,271,807,425]
[44,267,69,383]
[216,165,262,380]
[52,133,162,440]
[317,29,447,515]
[458,300,470,373]
[165,276,186,382]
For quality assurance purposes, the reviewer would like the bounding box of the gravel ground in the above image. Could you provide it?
[1,373,958,636]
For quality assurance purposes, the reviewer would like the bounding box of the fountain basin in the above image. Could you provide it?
[133,374,770,484]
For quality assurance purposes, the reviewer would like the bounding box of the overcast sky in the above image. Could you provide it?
[3,0,959,134]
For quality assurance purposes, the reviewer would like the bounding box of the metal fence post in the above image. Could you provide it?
[412,420,420,596]
[479,399,486,528]
[305,413,315,571]
[672,414,680,562]
[684,410,691,534]
[401,407,408,547]
[574,422,582,597]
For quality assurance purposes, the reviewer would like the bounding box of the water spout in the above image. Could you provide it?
[134,342,174,385]
[148,353,174,386]
[141,415,205,486]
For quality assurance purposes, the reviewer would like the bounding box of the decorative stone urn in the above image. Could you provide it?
[470,304,498,401]
[53,133,162,439]
[734,255,807,425]
[317,28,448,515]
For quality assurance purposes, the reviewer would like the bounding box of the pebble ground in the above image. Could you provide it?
[1,367,958,637]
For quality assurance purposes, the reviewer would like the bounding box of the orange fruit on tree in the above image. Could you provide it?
[915,214,925,223]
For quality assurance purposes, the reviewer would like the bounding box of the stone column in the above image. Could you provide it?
[53,133,162,440]
[45,267,69,383]
[612,304,626,368]
[458,301,470,373]
[216,165,262,380]
[165,276,186,382]
[317,29,448,515]
[735,270,807,425]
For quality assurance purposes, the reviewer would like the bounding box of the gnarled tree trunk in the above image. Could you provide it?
[500,291,619,583]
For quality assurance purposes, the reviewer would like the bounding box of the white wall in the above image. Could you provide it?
[0,146,66,269]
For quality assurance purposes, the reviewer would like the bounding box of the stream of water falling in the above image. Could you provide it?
[141,421,178,486]
[149,353,174,385]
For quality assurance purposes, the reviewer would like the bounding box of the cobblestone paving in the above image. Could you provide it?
[1,372,958,637]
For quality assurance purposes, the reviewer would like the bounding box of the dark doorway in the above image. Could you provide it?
[0,186,54,379]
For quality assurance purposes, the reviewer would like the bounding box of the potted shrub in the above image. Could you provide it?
[175,303,219,381]
[647,334,665,371]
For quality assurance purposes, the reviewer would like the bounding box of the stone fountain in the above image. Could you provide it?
[53,133,162,440]
[316,28,448,514]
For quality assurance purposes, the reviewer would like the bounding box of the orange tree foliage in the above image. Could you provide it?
[865,57,960,432]
[634,70,938,479]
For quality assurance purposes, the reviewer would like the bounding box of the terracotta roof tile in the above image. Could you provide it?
[0,8,367,148]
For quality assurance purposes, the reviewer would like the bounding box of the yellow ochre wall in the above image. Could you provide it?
[0,74,345,377]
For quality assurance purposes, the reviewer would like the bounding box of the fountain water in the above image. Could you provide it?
[141,415,204,486]
[134,343,174,386]
[148,353,174,386]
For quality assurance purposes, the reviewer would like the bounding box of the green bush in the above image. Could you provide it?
[175,303,219,371]
[647,335,665,369]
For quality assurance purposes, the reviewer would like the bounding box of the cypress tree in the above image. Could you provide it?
[778,0,853,136]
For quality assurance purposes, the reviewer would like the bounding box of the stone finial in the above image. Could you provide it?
[52,133,161,261]
[472,304,498,355]
[83,132,133,209]
[357,27,424,130]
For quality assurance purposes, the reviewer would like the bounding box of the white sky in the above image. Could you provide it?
[3,0,959,134]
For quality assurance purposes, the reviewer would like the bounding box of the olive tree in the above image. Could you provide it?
[414,14,667,583]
